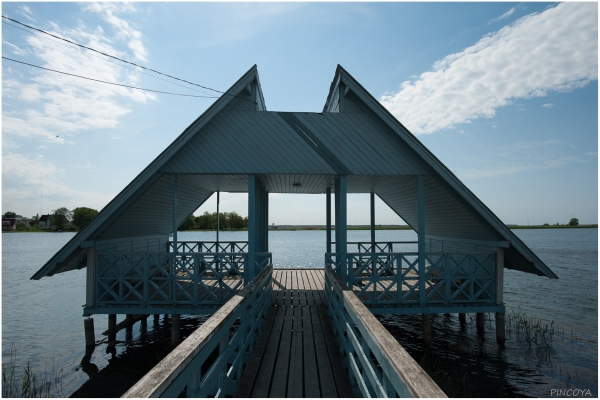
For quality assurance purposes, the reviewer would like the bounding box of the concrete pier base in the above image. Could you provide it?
[172,314,181,346]
[459,313,466,324]
[495,313,505,345]
[476,313,485,333]
[84,317,95,347]
[422,315,431,346]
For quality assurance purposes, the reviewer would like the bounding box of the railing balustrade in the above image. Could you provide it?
[326,251,499,311]
[169,241,248,254]
[324,265,447,398]
[333,241,418,253]
[123,265,273,398]
[94,251,271,311]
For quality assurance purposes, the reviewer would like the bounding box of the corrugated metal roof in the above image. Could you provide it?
[31,65,557,280]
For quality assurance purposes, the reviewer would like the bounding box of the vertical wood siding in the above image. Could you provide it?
[98,174,213,240]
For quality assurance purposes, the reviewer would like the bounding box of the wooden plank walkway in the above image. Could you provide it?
[235,269,354,398]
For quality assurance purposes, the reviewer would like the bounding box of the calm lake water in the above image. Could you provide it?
[2,229,597,397]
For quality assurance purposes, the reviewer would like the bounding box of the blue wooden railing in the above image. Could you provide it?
[169,241,248,254]
[123,265,273,398]
[324,264,447,398]
[334,241,418,253]
[326,251,502,314]
[92,251,271,313]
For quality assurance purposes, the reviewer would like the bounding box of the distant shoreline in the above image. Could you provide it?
[4,224,597,233]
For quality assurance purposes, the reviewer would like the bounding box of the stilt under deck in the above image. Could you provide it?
[235,269,353,398]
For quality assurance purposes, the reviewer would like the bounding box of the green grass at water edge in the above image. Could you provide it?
[2,345,64,398]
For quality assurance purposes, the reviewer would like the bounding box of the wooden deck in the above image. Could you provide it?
[234,269,354,398]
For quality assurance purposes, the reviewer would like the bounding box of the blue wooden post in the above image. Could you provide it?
[326,187,332,253]
[216,191,220,245]
[370,192,376,251]
[173,174,178,255]
[247,176,256,285]
[263,189,269,255]
[335,177,347,284]
[417,176,425,306]
[248,176,268,283]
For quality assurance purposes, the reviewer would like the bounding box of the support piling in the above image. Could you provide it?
[495,313,505,345]
[172,314,181,346]
[476,313,485,333]
[84,317,95,347]
[422,314,432,346]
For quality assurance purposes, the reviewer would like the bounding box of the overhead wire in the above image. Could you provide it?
[2,56,221,99]
[2,15,257,104]
[3,19,217,97]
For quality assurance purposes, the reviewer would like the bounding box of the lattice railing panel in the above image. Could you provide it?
[94,251,269,308]
[328,252,497,307]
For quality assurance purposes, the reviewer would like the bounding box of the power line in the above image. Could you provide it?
[2,56,221,98]
[3,19,216,97]
[2,15,256,104]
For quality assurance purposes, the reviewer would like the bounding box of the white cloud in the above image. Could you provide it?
[489,7,516,24]
[2,6,154,142]
[380,3,598,134]
[2,153,114,212]
[542,103,554,108]
[16,5,36,22]
[83,2,147,61]
[197,3,305,46]
[3,39,29,56]
[458,140,596,179]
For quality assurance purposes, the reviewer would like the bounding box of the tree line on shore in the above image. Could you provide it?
[2,209,587,232]
[179,211,248,231]
[3,207,98,231]
[2,209,248,231]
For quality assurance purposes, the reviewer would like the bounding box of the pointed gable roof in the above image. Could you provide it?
[323,65,557,279]
[32,65,264,279]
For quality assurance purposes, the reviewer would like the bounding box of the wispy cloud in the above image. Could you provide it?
[2,4,154,143]
[16,5,35,22]
[196,3,305,46]
[83,2,147,61]
[489,7,516,24]
[542,103,553,108]
[380,3,598,134]
[2,153,114,212]
[458,140,596,179]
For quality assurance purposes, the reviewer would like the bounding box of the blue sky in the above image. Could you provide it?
[2,2,598,226]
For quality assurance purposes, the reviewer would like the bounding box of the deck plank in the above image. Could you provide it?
[239,269,353,398]
[317,306,355,398]
[310,306,338,398]
[233,306,278,397]
[302,306,320,398]
[269,306,294,397]
[284,270,292,306]
[251,307,286,398]
[286,306,304,398]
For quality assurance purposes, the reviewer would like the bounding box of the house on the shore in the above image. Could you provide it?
[2,218,16,231]
[38,214,52,229]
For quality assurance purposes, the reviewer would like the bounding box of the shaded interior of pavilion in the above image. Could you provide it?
[90,172,506,321]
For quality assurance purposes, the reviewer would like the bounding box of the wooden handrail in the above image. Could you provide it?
[122,265,272,398]
[325,265,447,398]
